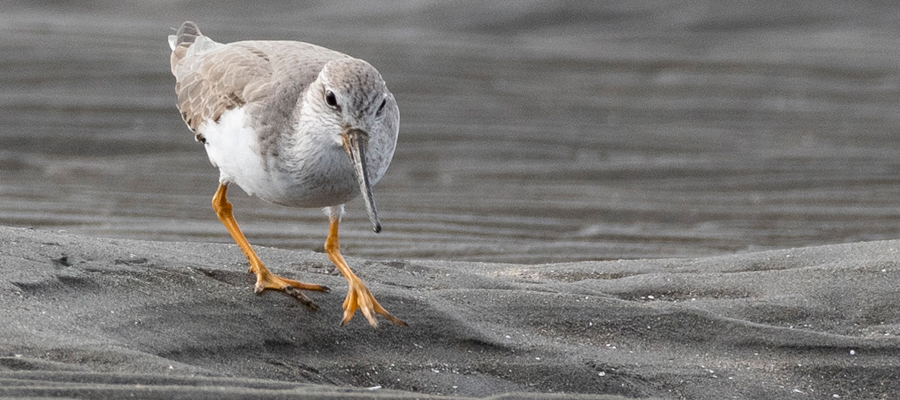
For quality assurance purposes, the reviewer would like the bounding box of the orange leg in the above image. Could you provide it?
[212,183,329,309]
[325,213,406,328]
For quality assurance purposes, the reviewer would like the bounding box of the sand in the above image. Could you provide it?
[1,225,898,399]
[7,2,900,264]
[4,4,900,398]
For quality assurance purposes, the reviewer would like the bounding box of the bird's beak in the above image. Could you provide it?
[342,128,382,233]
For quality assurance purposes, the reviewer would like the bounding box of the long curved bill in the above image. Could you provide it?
[343,128,382,233]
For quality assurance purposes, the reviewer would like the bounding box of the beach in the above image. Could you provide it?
[2,226,899,398]
[3,1,900,398]
[3,1,900,263]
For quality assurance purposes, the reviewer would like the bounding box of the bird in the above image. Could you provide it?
[168,21,404,328]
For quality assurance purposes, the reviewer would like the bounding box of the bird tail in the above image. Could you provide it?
[170,21,218,75]
[168,21,201,51]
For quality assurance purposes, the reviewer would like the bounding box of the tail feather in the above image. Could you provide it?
[169,21,203,71]
[174,21,201,48]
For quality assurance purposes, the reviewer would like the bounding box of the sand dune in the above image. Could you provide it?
[1,226,897,399]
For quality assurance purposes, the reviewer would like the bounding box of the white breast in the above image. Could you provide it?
[199,107,360,208]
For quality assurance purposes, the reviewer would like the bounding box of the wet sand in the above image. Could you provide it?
[3,1,900,263]
[2,1,900,399]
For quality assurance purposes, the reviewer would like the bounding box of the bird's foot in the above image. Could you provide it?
[341,278,406,328]
[253,269,330,311]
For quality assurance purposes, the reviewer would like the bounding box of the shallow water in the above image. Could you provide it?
[3,1,900,263]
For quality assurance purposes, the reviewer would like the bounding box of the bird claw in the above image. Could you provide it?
[341,279,406,328]
[251,268,329,311]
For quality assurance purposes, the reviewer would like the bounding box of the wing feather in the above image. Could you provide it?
[173,42,273,135]
[169,22,349,142]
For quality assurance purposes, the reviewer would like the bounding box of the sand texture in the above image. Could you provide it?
[1,226,898,399]
[4,1,900,399]
[5,1,900,263]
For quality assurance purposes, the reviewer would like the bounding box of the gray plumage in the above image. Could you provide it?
[167,21,405,328]
[168,21,399,211]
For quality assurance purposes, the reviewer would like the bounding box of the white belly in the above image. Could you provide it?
[199,107,359,208]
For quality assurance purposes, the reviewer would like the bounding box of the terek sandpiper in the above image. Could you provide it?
[168,21,404,328]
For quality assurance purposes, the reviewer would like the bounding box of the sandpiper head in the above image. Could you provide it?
[315,58,393,233]
[318,58,390,126]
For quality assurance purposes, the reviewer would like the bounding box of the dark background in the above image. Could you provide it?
[4,1,900,263]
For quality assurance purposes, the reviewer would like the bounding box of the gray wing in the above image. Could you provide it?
[169,22,348,139]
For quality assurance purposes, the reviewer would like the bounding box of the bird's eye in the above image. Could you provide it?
[376,98,387,115]
[325,90,338,108]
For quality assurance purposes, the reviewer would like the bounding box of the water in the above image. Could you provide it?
[3,1,900,263]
